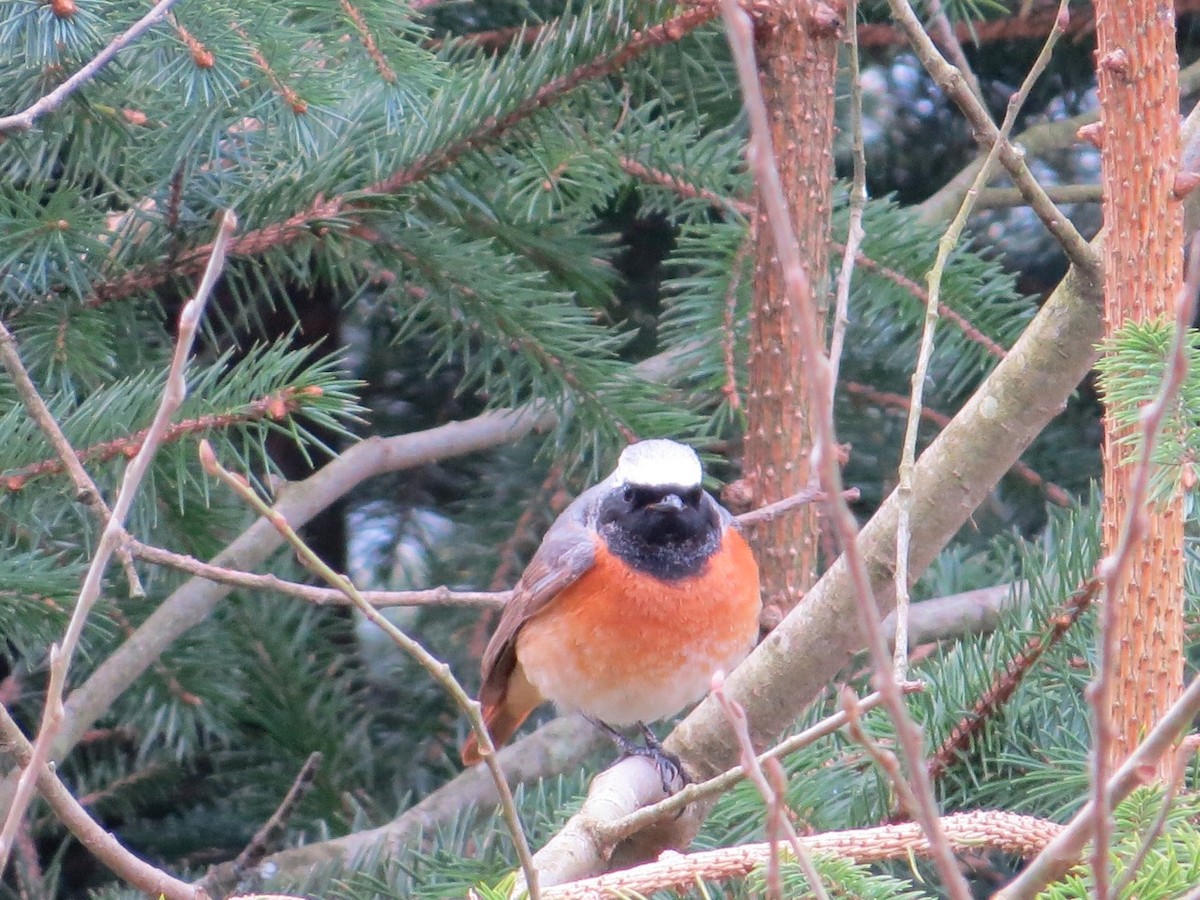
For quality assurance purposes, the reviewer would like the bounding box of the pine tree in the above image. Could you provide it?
[3,0,1200,898]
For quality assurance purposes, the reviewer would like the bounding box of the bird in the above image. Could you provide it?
[460,439,761,772]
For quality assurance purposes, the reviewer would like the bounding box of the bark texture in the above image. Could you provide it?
[1095,0,1186,773]
[742,0,839,621]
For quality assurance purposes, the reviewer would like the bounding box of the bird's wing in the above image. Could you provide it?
[478,496,599,709]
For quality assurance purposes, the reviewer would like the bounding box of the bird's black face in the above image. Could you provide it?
[598,482,720,579]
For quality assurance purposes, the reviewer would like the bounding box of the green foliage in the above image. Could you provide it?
[1038,790,1200,899]
[0,0,1135,894]
[1095,318,1200,500]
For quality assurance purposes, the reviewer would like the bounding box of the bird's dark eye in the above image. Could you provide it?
[622,486,635,503]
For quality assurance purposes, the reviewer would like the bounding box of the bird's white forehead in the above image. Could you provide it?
[614,439,702,487]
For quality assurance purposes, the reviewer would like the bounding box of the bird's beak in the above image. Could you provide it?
[647,494,684,512]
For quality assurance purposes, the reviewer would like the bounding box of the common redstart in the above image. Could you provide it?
[461,439,762,768]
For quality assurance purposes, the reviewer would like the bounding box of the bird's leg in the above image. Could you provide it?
[585,717,688,793]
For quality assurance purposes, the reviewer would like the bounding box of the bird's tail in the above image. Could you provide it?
[460,699,533,765]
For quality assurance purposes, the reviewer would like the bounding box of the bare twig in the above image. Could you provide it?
[198,442,541,899]
[0,706,201,900]
[0,0,183,132]
[712,674,831,900]
[892,0,1070,680]
[884,0,1098,274]
[998,667,1200,898]
[0,211,236,874]
[127,537,508,607]
[1087,231,1200,899]
[720,1,972,895]
[827,0,867,400]
[734,486,859,527]
[206,753,323,891]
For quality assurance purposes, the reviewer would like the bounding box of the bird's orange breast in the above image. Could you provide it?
[515,529,761,725]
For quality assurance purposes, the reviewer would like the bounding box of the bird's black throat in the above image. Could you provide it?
[597,483,721,580]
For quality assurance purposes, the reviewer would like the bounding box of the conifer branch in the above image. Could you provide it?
[0,210,235,875]
[199,439,541,897]
[0,309,145,596]
[720,1,972,894]
[0,387,322,493]
[0,0,184,132]
[892,0,1069,679]
[925,579,1098,784]
[997,667,1200,898]
[235,25,308,114]
[616,156,1009,360]
[540,811,1063,899]
[0,706,202,900]
[883,0,1098,273]
[340,0,398,84]
[218,752,324,889]
[87,5,717,307]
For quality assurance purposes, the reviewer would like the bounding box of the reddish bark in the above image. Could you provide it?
[1095,0,1186,774]
[742,0,840,622]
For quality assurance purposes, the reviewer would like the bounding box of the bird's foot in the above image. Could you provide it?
[587,718,689,794]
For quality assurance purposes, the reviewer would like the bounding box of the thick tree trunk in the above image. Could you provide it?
[1095,0,1185,774]
[742,0,839,621]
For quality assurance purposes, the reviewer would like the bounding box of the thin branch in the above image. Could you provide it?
[712,675,832,900]
[1087,231,1200,900]
[198,441,541,899]
[892,0,1069,680]
[212,753,323,891]
[0,210,236,874]
[0,706,202,900]
[827,0,867,401]
[924,0,986,107]
[997,666,1200,898]
[884,0,1098,274]
[735,486,859,527]
[0,0,184,132]
[126,537,508,607]
[542,811,1062,899]
[720,1,972,895]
